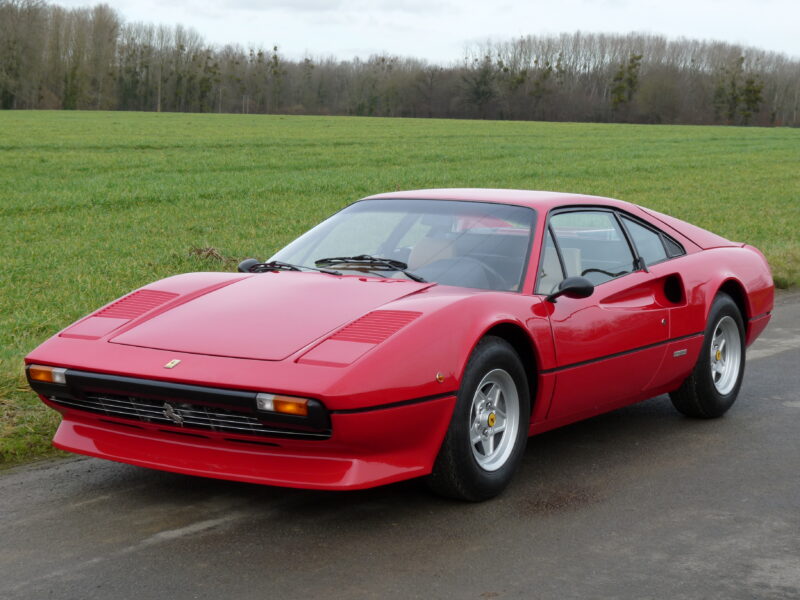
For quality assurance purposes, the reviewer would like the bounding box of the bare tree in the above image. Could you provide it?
[1,2,798,126]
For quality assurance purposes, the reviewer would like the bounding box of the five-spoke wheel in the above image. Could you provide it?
[670,292,746,418]
[469,369,520,472]
[428,336,530,501]
[709,315,742,396]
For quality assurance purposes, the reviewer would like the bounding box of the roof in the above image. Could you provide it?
[362,188,630,211]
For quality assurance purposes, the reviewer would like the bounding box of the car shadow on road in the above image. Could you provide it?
[108,392,713,523]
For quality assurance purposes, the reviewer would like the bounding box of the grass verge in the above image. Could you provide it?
[1,111,798,466]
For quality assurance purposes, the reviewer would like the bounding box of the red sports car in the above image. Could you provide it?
[26,189,774,500]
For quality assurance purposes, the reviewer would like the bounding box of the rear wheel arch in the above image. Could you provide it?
[717,278,749,322]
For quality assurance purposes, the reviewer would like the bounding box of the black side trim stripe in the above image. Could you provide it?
[330,392,456,415]
[540,331,704,375]
[750,311,771,321]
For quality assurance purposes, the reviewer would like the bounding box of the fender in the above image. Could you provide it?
[318,289,556,412]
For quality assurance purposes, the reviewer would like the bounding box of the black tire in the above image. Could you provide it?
[669,292,746,418]
[427,336,531,501]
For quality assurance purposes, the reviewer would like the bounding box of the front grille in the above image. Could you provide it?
[50,393,329,440]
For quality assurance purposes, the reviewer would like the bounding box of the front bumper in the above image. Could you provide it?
[45,393,456,490]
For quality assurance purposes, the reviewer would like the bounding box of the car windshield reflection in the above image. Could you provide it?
[271,199,536,292]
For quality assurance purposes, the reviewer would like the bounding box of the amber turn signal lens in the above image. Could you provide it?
[255,393,309,416]
[272,398,309,416]
[28,365,67,384]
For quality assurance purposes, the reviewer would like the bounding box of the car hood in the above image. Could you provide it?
[109,272,434,361]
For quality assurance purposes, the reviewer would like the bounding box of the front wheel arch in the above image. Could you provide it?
[427,335,531,501]
[479,322,538,418]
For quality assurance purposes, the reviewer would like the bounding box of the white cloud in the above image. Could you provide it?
[219,0,344,12]
[51,0,800,62]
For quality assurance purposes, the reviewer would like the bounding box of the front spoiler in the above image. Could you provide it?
[51,394,456,490]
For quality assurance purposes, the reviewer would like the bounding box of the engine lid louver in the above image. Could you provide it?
[95,290,179,319]
[329,310,422,344]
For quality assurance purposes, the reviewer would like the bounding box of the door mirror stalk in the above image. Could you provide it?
[545,277,595,303]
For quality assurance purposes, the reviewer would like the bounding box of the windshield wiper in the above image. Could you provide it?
[237,259,341,276]
[314,254,427,283]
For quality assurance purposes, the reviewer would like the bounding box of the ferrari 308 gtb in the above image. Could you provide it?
[26,189,774,500]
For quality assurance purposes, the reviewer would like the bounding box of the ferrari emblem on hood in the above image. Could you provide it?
[164,359,181,369]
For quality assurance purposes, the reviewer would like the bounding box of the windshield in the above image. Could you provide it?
[271,199,536,292]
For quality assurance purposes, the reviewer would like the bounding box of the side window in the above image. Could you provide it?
[536,229,564,294]
[621,216,668,266]
[550,211,636,286]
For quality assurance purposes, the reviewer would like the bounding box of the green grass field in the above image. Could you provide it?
[1,110,799,465]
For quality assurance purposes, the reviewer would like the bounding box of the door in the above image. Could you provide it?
[538,209,669,421]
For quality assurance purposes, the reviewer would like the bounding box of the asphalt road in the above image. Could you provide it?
[2,294,799,600]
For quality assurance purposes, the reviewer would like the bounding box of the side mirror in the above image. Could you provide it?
[545,276,594,303]
[237,258,261,273]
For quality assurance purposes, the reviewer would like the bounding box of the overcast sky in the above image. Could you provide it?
[55,0,800,63]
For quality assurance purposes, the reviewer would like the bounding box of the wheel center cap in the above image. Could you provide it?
[487,412,496,427]
[716,349,722,361]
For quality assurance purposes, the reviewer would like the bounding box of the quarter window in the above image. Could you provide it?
[621,216,668,266]
[663,235,686,258]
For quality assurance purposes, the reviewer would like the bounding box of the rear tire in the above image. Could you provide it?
[669,293,745,418]
[427,336,530,501]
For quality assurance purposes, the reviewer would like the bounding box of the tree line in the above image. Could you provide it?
[2,0,799,126]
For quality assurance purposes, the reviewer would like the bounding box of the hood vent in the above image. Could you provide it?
[329,310,422,344]
[96,290,179,319]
